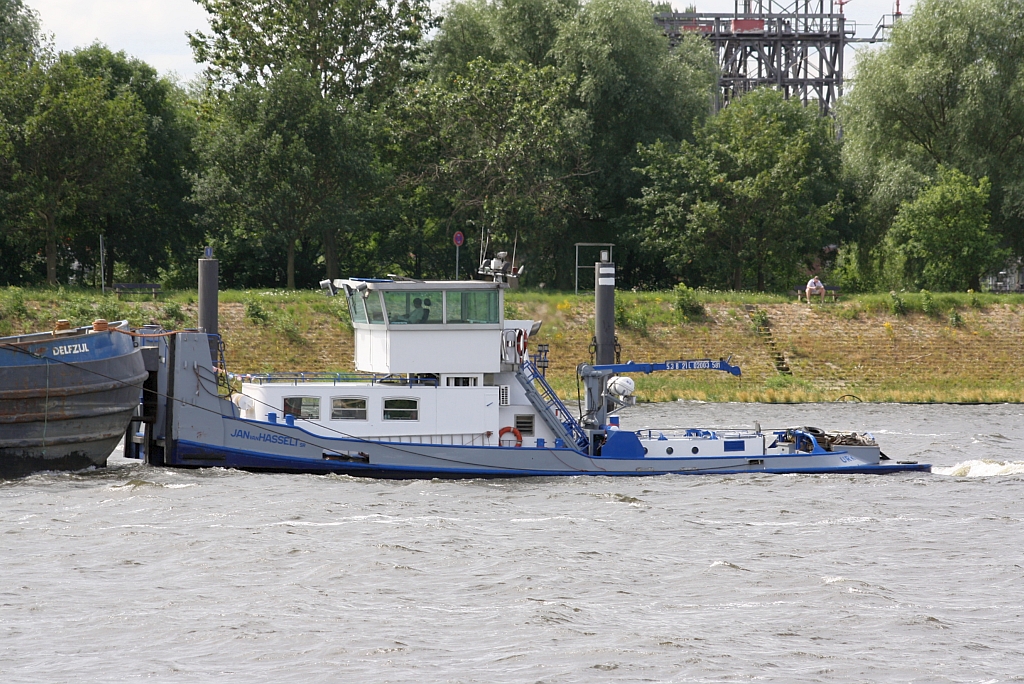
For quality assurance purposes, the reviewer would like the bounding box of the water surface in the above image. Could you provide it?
[3,403,1023,682]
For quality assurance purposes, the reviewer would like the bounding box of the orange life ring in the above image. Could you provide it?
[515,329,528,356]
[498,426,523,448]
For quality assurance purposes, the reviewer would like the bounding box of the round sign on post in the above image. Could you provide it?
[452,231,464,280]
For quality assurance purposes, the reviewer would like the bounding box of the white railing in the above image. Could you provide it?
[363,432,493,446]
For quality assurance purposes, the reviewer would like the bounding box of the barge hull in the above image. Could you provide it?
[169,437,932,479]
[1,329,147,478]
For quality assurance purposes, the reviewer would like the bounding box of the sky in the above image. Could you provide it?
[24,0,915,82]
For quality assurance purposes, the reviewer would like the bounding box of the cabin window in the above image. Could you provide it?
[331,397,367,420]
[382,291,442,324]
[445,290,499,324]
[446,376,477,387]
[283,397,320,420]
[364,292,386,324]
[347,292,368,324]
[514,414,535,435]
[383,398,418,421]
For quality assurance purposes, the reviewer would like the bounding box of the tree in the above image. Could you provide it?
[189,0,432,102]
[188,0,420,285]
[0,1,41,283]
[0,0,39,50]
[66,44,200,286]
[841,0,1024,256]
[430,0,578,77]
[1,52,146,285]
[391,58,592,283]
[635,88,842,291]
[882,166,1005,291]
[553,0,716,203]
[192,69,371,289]
[427,0,717,285]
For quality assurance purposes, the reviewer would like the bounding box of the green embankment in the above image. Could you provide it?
[3,287,1023,403]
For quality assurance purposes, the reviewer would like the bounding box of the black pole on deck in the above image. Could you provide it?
[198,247,219,363]
[594,251,615,366]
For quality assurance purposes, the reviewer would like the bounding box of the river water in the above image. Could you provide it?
[3,402,1024,683]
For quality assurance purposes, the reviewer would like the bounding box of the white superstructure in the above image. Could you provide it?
[235,279,557,447]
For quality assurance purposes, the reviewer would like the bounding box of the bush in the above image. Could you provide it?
[920,289,934,315]
[161,302,187,326]
[615,300,648,336]
[948,309,963,327]
[94,300,124,322]
[0,288,28,321]
[828,244,868,294]
[245,297,271,324]
[889,291,907,316]
[627,309,648,336]
[504,299,519,321]
[750,307,770,330]
[674,283,705,320]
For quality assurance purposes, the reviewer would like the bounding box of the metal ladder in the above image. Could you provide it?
[518,360,590,451]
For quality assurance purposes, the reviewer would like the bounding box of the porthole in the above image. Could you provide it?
[691,446,699,454]
[643,447,648,455]
[666,447,674,455]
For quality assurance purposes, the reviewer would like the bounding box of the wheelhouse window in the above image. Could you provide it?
[347,292,368,324]
[382,291,442,324]
[331,397,367,420]
[445,290,499,324]
[383,398,418,421]
[284,397,320,420]
[364,292,386,324]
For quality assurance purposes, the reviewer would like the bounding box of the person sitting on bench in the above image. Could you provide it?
[805,275,826,303]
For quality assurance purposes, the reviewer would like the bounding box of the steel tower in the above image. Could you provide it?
[655,1,898,115]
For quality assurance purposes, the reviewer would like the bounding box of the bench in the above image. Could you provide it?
[113,283,162,300]
[793,284,840,302]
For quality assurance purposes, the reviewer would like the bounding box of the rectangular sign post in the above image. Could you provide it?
[99,235,106,294]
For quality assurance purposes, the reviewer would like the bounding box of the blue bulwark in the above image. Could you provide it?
[723,440,745,452]
[600,430,645,459]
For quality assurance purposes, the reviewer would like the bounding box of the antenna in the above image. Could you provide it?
[477,224,487,268]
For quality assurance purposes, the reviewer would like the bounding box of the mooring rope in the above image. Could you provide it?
[43,357,50,458]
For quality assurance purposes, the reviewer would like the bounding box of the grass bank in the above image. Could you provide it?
[3,286,1024,403]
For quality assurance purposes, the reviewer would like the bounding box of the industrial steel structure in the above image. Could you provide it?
[655,1,900,115]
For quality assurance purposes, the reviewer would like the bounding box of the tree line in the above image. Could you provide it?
[1,0,1021,292]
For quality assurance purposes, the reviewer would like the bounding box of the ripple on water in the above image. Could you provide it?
[3,403,1024,681]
